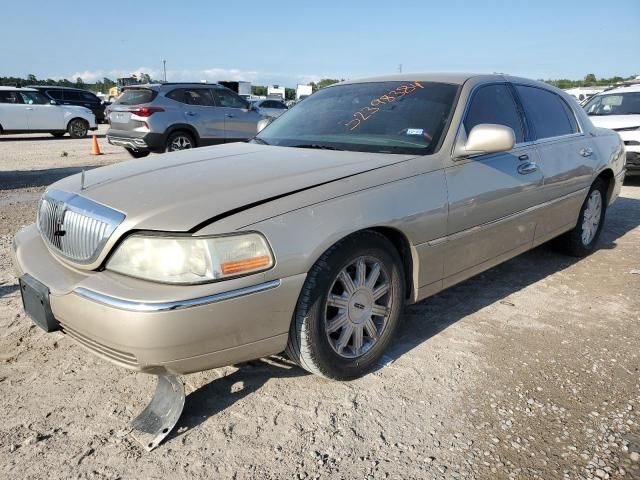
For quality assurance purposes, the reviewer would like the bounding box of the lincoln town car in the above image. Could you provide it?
[14,73,626,383]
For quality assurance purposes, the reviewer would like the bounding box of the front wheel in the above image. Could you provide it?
[555,179,607,257]
[67,119,89,138]
[285,231,405,380]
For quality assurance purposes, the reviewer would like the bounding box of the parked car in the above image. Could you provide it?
[0,87,97,138]
[106,83,267,158]
[13,74,626,385]
[583,84,640,174]
[250,99,289,118]
[28,85,107,123]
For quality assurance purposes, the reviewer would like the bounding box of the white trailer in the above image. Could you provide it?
[296,84,313,101]
[267,85,285,100]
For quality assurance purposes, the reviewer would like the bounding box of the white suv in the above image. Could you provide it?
[0,87,97,138]
[584,84,640,174]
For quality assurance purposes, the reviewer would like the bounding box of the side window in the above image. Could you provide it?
[64,91,83,102]
[274,102,287,109]
[213,89,249,109]
[80,91,98,102]
[46,90,64,100]
[464,84,525,143]
[19,92,49,105]
[183,89,215,106]
[515,85,577,139]
[0,91,22,104]
[166,89,186,103]
[261,101,274,108]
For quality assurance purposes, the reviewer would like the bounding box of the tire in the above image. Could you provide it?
[165,131,195,152]
[125,148,150,159]
[555,178,608,257]
[51,132,65,138]
[285,231,405,380]
[67,119,89,138]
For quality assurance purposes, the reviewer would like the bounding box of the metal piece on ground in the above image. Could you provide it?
[130,375,185,451]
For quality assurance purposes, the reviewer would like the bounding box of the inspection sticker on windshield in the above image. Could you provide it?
[406,128,424,135]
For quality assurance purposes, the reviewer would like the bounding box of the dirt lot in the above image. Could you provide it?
[0,130,639,479]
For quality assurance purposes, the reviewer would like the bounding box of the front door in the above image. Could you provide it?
[444,83,542,281]
[19,91,64,130]
[212,88,263,142]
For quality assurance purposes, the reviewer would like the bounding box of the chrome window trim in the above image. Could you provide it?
[38,189,125,264]
[73,279,281,312]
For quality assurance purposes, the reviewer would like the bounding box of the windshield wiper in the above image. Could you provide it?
[292,144,343,151]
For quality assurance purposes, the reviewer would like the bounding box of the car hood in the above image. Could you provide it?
[588,114,640,130]
[51,142,416,232]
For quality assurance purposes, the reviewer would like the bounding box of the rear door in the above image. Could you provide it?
[0,90,29,130]
[212,88,263,141]
[19,91,64,130]
[443,83,542,282]
[513,84,597,242]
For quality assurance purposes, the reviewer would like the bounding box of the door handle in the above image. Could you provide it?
[517,162,538,175]
[26,107,33,110]
[186,111,197,116]
[518,154,529,161]
[579,147,593,157]
[225,114,234,118]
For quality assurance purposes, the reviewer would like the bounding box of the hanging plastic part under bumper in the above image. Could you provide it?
[130,375,185,451]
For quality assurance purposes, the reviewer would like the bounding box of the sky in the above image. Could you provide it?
[1,0,638,87]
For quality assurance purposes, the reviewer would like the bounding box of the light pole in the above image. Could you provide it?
[163,60,167,82]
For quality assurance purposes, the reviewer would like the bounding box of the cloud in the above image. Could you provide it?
[69,67,325,87]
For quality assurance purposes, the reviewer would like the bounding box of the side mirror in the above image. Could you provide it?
[454,123,515,158]
[50,99,58,105]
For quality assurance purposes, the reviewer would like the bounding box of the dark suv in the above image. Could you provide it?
[106,83,267,158]
[28,86,106,123]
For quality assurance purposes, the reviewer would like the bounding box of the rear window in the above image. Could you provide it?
[115,88,157,105]
[515,85,577,139]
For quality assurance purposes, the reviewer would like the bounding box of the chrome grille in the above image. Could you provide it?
[37,189,125,264]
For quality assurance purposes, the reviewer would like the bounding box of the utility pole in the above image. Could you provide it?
[398,64,403,74]
[163,59,167,82]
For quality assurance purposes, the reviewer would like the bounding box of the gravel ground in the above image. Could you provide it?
[0,131,639,479]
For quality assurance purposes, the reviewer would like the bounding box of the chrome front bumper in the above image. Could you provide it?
[13,224,305,375]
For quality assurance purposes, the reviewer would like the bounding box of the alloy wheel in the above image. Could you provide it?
[169,136,193,151]
[324,256,393,359]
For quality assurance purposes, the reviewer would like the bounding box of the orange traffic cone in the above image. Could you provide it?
[91,134,102,155]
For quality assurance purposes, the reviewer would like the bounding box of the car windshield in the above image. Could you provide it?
[583,91,640,116]
[254,81,459,155]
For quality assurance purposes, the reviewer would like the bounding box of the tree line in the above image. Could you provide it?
[3,74,635,97]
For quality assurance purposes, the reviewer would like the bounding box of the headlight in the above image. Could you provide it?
[107,232,274,284]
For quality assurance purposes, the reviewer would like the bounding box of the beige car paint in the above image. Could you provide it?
[13,73,626,375]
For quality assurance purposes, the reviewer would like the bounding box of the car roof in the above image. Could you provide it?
[337,72,555,90]
[0,86,37,91]
[598,84,640,94]
[125,82,223,91]
[26,85,95,92]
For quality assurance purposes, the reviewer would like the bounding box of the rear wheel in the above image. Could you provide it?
[67,119,88,138]
[125,148,150,159]
[285,231,405,380]
[165,131,195,152]
[555,179,607,257]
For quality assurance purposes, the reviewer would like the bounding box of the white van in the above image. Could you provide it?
[0,87,96,138]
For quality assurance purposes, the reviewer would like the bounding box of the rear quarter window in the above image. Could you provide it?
[115,88,157,105]
[46,90,64,100]
[515,85,577,139]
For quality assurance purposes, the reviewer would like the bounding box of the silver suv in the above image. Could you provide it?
[106,83,267,158]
